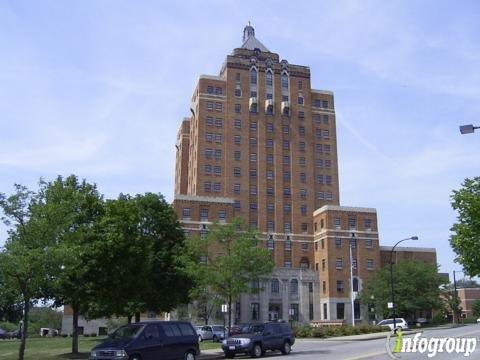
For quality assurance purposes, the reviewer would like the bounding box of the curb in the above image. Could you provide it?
[199,351,223,360]
[300,330,422,342]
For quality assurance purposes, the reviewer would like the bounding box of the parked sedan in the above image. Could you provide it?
[196,325,227,342]
[0,328,8,340]
[377,318,409,331]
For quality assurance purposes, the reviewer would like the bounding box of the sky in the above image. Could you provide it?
[1,0,479,279]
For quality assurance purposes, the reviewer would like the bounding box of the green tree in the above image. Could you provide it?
[87,193,191,322]
[0,184,50,360]
[472,299,480,318]
[182,218,275,331]
[360,260,446,320]
[38,175,104,354]
[450,177,480,277]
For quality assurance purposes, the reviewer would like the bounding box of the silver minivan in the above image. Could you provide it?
[377,318,409,331]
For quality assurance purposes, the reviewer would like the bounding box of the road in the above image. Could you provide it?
[211,325,480,360]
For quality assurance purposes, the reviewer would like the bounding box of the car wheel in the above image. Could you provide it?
[225,352,235,358]
[129,355,142,360]
[251,343,263,358]
[185,350,196,360]
[281,341,291,355]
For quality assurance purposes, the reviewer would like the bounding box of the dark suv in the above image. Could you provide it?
[89,321,199,360]
[221,322,294,358]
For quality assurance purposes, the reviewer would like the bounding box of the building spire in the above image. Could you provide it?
[243,22,255,43]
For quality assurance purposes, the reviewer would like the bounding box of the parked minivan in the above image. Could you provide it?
[89,321,199,360]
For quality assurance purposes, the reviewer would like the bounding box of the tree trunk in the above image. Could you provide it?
[18,298,29,360]
[135,312,140,323]
[228,294,232,337]
[127,315,132,324]
[72,303,80,354]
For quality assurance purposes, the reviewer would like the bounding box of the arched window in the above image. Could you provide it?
[290,279,298,294]
[281,72,289,89]
[271,279,280,293]
[266,70,273,87]
[267,238,274,250]
[250,68,257,85]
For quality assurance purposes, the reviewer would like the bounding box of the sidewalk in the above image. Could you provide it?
[298,329,423,342]
[199,348,224,360]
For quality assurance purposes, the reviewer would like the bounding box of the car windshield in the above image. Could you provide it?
[239,324,264,334]
[110,325,143,340]
[212,326,225,332]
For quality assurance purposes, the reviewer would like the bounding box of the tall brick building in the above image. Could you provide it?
[173,24,436,325]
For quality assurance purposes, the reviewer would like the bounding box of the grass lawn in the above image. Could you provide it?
[0,337,222,360]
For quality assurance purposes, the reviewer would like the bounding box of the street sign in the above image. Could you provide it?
[221,304,228,313]
[387,302,394,309]
[288,308,294,316]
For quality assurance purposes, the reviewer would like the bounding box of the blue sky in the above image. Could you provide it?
[1,0,479,278]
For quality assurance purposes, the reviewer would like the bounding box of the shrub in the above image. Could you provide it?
[84,334,90,337]
[61,334,68,338]
[90,333,97,337]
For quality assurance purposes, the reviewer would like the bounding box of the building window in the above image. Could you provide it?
[234,85,241,97]
[235,104,241,113]
[281,73,288,89]
[215,87,222,95]
[234,167,241,177]
[182,208,190,219]
[236,72,241,81]
[204,164,212,175]
[214,166,221,176]
[218,209,226,221]
[283,125,289,134]
[284,261,292,268]
[283,140,290,150]
[316,128,322,139]
[267,187,274,196]
[353,278,359,292]
[299,157,306,166]
[251,303,260,321]
[213,182,221,192]
[267,238,274,250]
[316,175,324,184]
[364,219,372,230]
[271,279,279,293]
[323,303,328,320]
[323,114,329,124]
[215,134,222,143]
[300,257,309,269]
[207,86,214,94]
[314,99,321,108]
[250,203,257,212]
[250,137,257,146]
[283,171,290,181]
[266,139,273,148]
[348,217,356,230]
[250,185,257,195]
[267,154,273,164]
[300,205,307,216]
[352,259,357,270]
[250,169,257,178]
[326,175,332,185]
[233,183,240,194]
[267,123,274,132]
[200,209,208,221]
[317,191,324,200]
[206,116,213,126]
[325,160,331,168]
[316,144,323,153]
[366,239,373,248]
[214,149,221,160]
[250,122,257,131]
[301,242,308,251]
[205,148,213,159]
[234,135,241,145]
[301,223,308,233]
[298,111,305,121]
[300,189,307,199]
[250,153,257,162]
[324,144,331,153]
[321,239,324,249]
[250,90,257,98]
[335,238,341,248]
[234,151,241,161]
[367,259,374,270]
[204,181,211,192]
[299,126,305,137]
[206,101,214,110]
[325,191,333,201]
[234,200,241,210]
[250,68,257,84]
[322,281,326,293]
[267,221,275,232]
[234,119,241,129]
[283,204,291,214]
[266,71,273,86]
[322,100,329,108]
[336,303,344,319]
[336,258,343,269]
[290,279,298,294]
[350,239,357,248]
[322,259,326,271]
[336,281,344,293]
[284,222,292,233]
[215,118,222,127]
[267,170,274,180]
[267,203,274,213]
[323,130,330,139]
[283,156,290,165]
[298,96,304,105]
[283,188,291,197]
[215,102,223,111]
[299,141,305,151]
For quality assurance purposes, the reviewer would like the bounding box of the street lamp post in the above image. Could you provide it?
[459,124,479,134]
[389,236,418,331]
[350,232,356,327]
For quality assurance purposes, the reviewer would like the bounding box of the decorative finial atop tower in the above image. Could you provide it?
[243,22,255,43]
